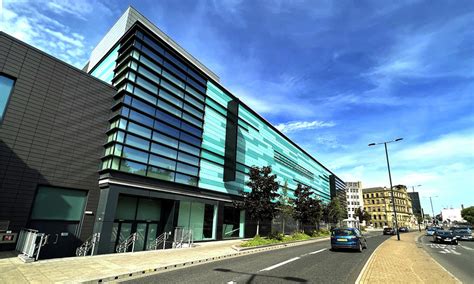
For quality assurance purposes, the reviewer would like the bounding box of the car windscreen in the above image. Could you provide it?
[332,229,355,236]
[453,230,469,234]
[437,231,452,236]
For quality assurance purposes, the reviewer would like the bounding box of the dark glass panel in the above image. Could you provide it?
[147,166,175,181]
[178,141,200,156]
[139,56,162,74]
[143,35,164,55]
[180,132,201,146]
[178,152,200,166]
[163,61,186,80]
[157,99,182,117]
[152,131,178,148]
[120,159,147,175]
[187,68,207,86]
[186,77,206,94]
[151,143,177,159]
[125,134,150,151]
[176,163,199,176]
[161,80,184,98]
[141,45,163,64]
[180,121,202,137]
[164,51,187,72]
[136,77,158,94]
[185,85,205,102]
[132,85,157,105]
[129,110,154,127]
[122,147,149,164]
[175,173,198,186]
[154,121,180,138]
[185,94,204,110]
[138,66,161,84]
[159,89,183,108]
[155,109,181,128]
[127,121,152,139]
[182,113,203,128]
[130,97,156,117]
[149,154,176,170]
[183,103,204,119]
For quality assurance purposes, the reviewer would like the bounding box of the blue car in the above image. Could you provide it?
[331,228,367,252]
[426,227,438,236]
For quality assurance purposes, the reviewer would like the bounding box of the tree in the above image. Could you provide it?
[277,181,294,235]
[461,206,474,225]
[293,184,323,231]
[327,199,345,225]
[238,166,280,236]
[355,207,370,224]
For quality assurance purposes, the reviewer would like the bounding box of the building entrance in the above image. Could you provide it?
[111,195,167,252]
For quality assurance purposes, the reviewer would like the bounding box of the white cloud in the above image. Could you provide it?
[276,120,335,133]
[1,1,96,68]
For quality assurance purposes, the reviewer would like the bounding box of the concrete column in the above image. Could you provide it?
[92,186,119,255]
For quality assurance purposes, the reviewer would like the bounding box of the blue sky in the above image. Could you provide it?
[2,0,473,216]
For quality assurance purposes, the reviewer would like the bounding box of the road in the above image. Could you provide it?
[124,231,388,283]
[418,235,474,283]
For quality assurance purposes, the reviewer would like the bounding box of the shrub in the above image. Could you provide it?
[291,231,311,240]
[268,232,284,241]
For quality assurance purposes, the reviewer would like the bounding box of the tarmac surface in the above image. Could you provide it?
[0,230,468,283]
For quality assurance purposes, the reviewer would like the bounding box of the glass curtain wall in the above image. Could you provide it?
[177,201,216,241]
[101,28,208,187]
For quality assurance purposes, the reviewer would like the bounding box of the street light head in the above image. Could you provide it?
[368,143,376,146]
[395,138,403,142]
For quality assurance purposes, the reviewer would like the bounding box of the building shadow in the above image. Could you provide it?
[214,268,308,283]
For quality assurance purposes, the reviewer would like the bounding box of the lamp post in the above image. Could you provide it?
[369,138,403,241]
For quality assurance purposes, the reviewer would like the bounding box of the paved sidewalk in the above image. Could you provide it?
[0,237,328,283]
[357,232,461,284]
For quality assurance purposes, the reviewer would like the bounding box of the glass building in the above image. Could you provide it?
[85,7,345,254]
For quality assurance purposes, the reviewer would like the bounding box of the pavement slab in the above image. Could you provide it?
[357,232,461,284]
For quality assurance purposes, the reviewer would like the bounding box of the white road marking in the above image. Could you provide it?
[259,257,301,272]
[449,249,461,255]
[308,248,326,255]
[227,281,237,284]
[460,244,474,251]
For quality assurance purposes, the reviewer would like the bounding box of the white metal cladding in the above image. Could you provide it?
[87,6,219,82]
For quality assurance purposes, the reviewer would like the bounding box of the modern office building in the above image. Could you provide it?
[362,186,413,228]
[0,6,344,258]
[345,181,364,220]
[0,32,116,258]
[408,192,422,217]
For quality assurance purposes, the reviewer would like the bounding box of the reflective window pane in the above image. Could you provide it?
[151,143,177,159]
[156,109,181,128]
[180,132,201,147]
[128,121,152,139]
[176,163,199,176]
[122,147,149,164]
[175,173,198,186]
[180,121,202,137]
[149,154,176,170]
[161,80,184,98]
[178,141,200,156]
[159,89,183,108]
[136,77,158,94]
[152,131,178,148]
[178,152,200,166]
[125,134,150,150]
[133,86,157,105]
[120,159,147,175]
[154,121,180,138]
[129,110,154,127]
[131,97,155,116]
[182,113,203,128]
[147,166,175,181]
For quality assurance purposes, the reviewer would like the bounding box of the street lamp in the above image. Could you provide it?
[411,184,422,192]
[369,138,403,241]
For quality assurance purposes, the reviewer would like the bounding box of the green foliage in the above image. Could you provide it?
[461,206,474,224]
[240,235,280,247]
[268,232,285,241]
[355,206,371,223]
[293,183,323,228]
[278,180,295,234]
[327,199,346,224]
[289,231,311,240]
[309,229,331,237]
[236,166,280,235]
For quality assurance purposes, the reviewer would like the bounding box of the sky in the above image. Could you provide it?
[1,0,473,216]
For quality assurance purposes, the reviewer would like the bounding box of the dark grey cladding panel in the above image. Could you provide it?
[0,33,115,241]
[223,99,239,182]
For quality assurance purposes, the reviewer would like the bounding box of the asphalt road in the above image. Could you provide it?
[418,235,474,283]
[124,232,389,284]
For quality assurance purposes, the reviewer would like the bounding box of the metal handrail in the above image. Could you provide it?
[173,228,193,249]
[76,233,100,256]
[224,228,240,236]
[150,232,171,250]
[16,228,48,261]
[116,232,138,253]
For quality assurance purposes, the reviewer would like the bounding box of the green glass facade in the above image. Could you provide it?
[87,13,342,253]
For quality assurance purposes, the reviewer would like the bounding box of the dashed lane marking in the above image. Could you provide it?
[259,257,301,272]
[308,248,327,255]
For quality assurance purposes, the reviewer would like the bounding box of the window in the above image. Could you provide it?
[0,75,15,121]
